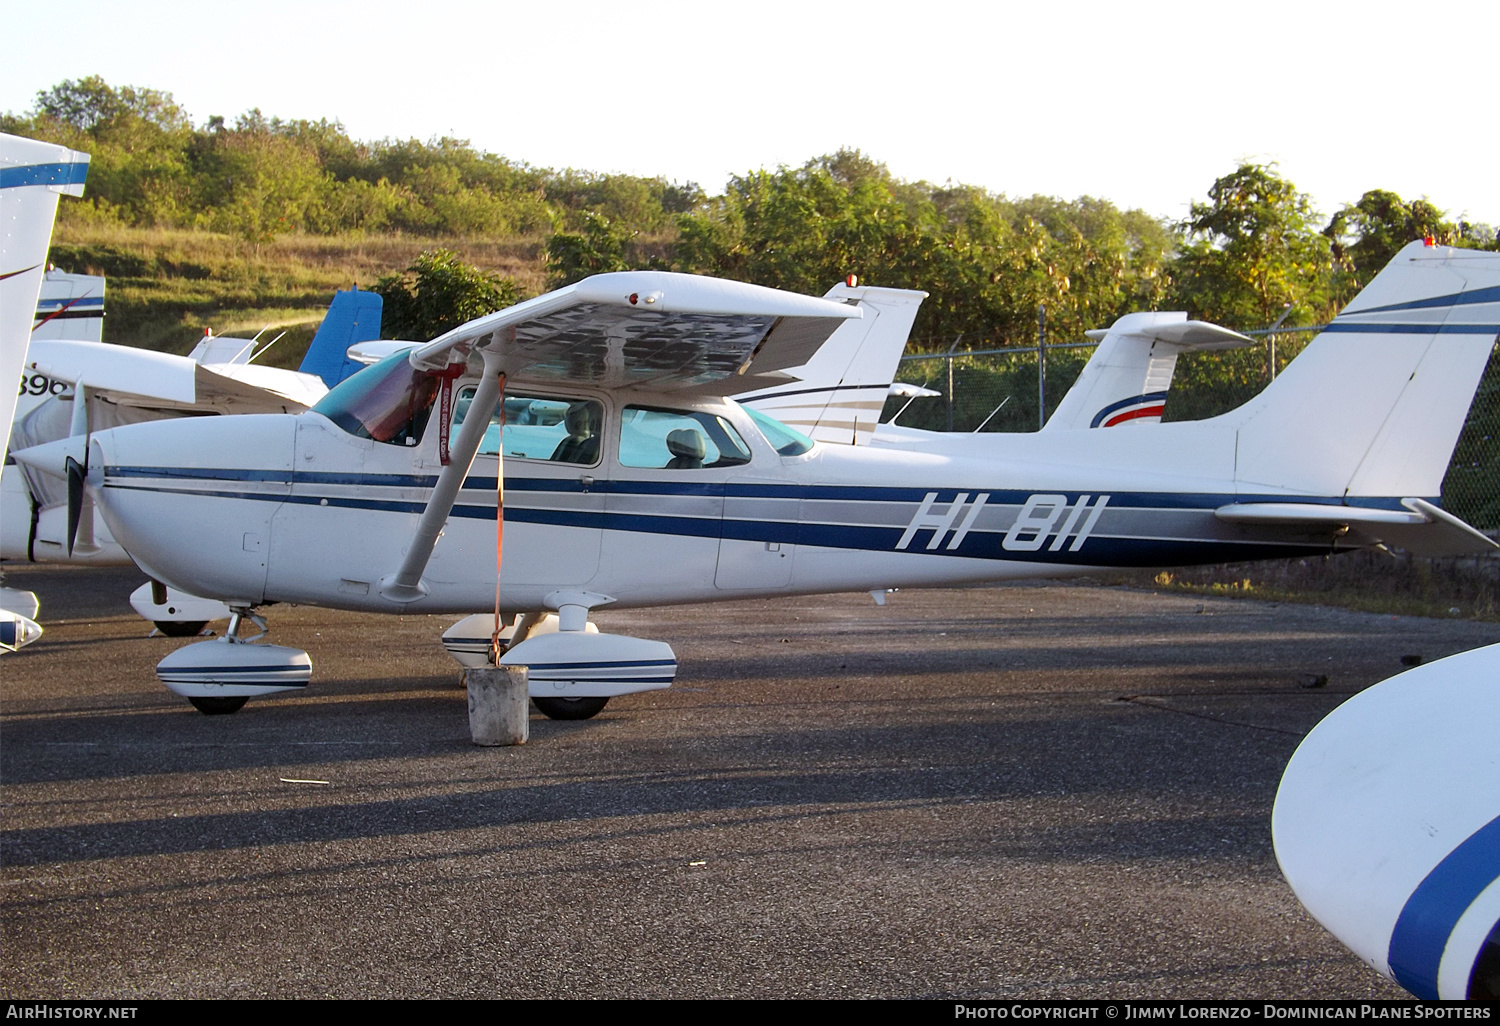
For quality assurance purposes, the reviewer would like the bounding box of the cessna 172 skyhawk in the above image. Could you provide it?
[15,241,1498,716]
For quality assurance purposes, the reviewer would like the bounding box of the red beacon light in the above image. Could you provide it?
[845,274,858,288]
[1424,236,1436,247]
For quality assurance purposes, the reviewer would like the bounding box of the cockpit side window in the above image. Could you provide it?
[454,386,604,466]
[618,407,752,470]
[310,351,440,447]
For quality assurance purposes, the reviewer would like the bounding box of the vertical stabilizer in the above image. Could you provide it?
[1045,313,1256,431]
[1231,242,1500,498]
[737,283,925,444]
[298,288,385,387]
[2,133,89,463]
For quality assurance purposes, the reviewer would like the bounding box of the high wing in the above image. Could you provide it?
[408,271,861,393]
[383,271,861,603]
[26,339,326,414]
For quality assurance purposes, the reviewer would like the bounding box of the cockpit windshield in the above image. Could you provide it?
[311,351,441,446]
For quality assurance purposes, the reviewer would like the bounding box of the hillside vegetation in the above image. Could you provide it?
[7,77,1497,529]
[10,76,1497,359]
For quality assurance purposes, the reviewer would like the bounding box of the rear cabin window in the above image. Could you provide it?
[618,407,752,470]
[741,404,815,456]
[453,386,604,466]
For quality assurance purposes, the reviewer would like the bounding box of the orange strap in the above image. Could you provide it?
[489,373,507,665]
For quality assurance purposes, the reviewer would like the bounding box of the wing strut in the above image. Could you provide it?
[379,344,503,603]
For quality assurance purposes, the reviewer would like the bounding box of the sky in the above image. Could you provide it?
[4,0,1496,227]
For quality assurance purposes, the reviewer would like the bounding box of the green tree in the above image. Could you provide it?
[9,77,196,227]
[1324,189,1463,296]
[546,212,634,288]
[33,76,190,135]
[191,114,332,242]
[1170,163,1334,328]
[374,250,523,340]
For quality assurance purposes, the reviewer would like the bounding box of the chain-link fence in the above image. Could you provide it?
[882,338,1500,530]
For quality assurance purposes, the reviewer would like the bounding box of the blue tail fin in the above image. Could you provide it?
[298,289,383,387]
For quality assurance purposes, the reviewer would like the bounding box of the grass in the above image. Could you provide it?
[1101,548,1500,622]
[47,224,550,364]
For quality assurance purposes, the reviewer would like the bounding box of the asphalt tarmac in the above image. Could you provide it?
[3,564,1497,1000]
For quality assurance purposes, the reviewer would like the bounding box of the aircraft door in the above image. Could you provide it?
[268,413,385,604]
[716,474,796,589]
[716,406,808,590]
[602,406,751,595]
[449,390,605,588]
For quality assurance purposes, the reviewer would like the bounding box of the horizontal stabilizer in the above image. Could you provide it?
[346,340,417,366]
[1083,319,1254,352]
[1216,499,1497,557]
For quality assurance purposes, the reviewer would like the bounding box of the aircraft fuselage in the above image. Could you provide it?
[86,379,1367,615]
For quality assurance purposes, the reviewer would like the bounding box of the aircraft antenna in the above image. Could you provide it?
[248,330,289,364]
[888,377,935,426]
[973,396,1011,432]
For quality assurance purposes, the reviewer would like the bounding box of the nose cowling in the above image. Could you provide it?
[60,414,299,605]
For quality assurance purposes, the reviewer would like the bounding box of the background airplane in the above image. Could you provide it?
[1,131,88,652]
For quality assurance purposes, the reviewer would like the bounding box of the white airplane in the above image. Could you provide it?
[1274,642,1500,1000]
[1,131,89,652]
[15,241,1498,717]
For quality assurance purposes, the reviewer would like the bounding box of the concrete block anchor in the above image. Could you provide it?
[466,666,530,746]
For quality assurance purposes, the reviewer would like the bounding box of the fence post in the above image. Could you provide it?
[944,334,962,431]
[1266,303,1293,380]
[1037,304,1047,430]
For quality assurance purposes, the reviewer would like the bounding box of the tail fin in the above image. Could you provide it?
[32,269,105,342]
[297,288,384,387]
[2,133,89,463]
[737,282,926,444]
[1044,312,1254,430]
[1231,241,1500,498]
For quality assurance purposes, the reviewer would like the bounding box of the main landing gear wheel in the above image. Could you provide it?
[532,696,609,720]
[155,620,208,637]
[188,696,248,715]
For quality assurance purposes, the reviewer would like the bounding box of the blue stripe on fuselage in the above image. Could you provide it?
[106,465,1419,514]
[104,471,1349,567]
